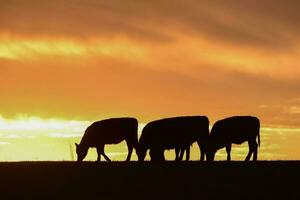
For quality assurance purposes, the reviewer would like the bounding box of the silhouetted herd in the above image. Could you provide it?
[75,116,260,162]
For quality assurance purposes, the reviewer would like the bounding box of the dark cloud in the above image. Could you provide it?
[0,0,173,42]
[1,0,300,49]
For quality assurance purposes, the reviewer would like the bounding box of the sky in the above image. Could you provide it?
[0,0,300,161]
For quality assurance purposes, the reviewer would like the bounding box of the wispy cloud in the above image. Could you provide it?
[0,141,10,145]
[285,106,300,114]
[2,0,300,48]
[0,35,147,62]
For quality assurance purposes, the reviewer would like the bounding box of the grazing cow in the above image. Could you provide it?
[206,116,260,162]
[75,117,138,162]
[137,116,209,162]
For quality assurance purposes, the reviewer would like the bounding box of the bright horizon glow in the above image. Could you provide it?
[0,115,297,161]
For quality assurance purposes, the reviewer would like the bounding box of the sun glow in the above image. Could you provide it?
[0,115,297,161]
[0,115,89,137]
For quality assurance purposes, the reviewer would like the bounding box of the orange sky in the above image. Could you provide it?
[0,0,300,160]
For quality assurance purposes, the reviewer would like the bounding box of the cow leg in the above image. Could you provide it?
[149,149,156,161]
[252,141,258,161]
[102,153,111,162]
[185,146,190,161]
[96,147,102,162]
[158,149,165,162]
[150,148,160,162]
[197,141,205,161]
[175,147,180,161]
[99,145,111,162]
[199,143,205,162]
[150,148,165,162]
[249,139,258,161]
[125,140,133,162]
[179,147,185,161]
[245,141,254,162]
[226,144,232,161]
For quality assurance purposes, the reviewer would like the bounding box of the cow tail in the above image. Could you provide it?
[134,119,139,148]
[258,130,260,147]
[257,120,260,147]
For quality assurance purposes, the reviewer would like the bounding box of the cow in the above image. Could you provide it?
[206,116,260,162]
[75,117,138,162]
[136,116,209,162]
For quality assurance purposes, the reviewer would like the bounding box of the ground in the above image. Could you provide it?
[0,161,299,200]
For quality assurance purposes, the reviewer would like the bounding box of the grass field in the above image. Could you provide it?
[0,161,299,199]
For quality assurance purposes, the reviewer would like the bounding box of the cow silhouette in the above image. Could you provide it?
[206,116,260,162]
[137,116,209,162]
[75,117,138,162]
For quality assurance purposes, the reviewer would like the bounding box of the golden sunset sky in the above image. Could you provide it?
[0,0,300,161]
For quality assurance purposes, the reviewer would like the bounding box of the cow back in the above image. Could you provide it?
[210,116,260,145]
[140,116,209,150]
[80,117,138,147]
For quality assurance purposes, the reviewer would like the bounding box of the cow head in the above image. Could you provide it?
[136,144,147,161]
[75,143,88,162]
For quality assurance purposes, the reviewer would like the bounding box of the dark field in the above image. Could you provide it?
[0,161,299,200]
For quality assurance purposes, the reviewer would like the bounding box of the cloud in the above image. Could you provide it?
[1,0,300,49]
[1,0,300,80]
[0,0,172,42]
[285,106,300,114]
[0,36,148,61]
[0,141,10,145]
